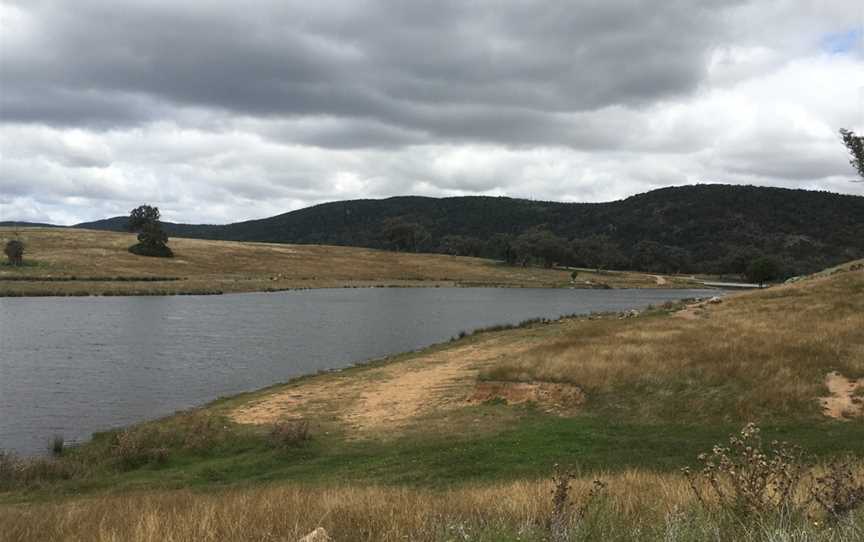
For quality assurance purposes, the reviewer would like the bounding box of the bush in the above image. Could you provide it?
[811,456,864,520]
[268,419,310,449]
[683,423,808,517]
[50,435,64,457]
[4,239,24,265]
[179,413,227,453]
[110,428,170,470]
[128,243,174,258]
[0,450,81,489]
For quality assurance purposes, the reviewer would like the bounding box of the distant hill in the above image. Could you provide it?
[17,184,864,276]
[0,221,61,228]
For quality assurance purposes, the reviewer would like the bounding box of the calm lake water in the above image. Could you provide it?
[0,287,717,455]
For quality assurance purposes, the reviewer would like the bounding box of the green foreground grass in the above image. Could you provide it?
[54,418,864,490]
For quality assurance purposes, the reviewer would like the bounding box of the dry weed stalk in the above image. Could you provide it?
[811,456,864,521]
[683,423,808,517]
[548,463,606,542]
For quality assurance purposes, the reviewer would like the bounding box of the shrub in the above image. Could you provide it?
[129,243,174,258]
[683,423,808,517]
[268,419,310,449]
[3,239,24,265]
[179,413,228,454]
[50,434,64,457]
[811,456,864,520]
[0,450,81,489]
[110,428,170,470]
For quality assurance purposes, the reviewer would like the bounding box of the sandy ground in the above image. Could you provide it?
[820,371,864,419]
[652,275,668,286]
[230,335,538,433]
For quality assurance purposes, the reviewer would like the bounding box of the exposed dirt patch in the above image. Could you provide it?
[230,379,351,425]
[652,275,668,286]
[342,339,535,432]
[820,371,864,419]
[229,335,539,433]
[468,380,585,412]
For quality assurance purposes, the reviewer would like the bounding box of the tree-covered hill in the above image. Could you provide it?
[42,184,864,276]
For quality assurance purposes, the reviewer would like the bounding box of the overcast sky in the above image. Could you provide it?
[1,0,863,225]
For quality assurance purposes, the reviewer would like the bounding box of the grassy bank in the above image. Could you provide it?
[0,228,691,296]
[1,260,862,540]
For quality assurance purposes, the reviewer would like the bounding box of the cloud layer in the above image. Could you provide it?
[1,0,862,224]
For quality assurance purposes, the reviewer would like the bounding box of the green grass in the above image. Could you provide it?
[8,407,864,504]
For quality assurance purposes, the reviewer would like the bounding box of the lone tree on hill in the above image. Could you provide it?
[127,205,173,257]
[4,239,24,266]
[840,128,864,182]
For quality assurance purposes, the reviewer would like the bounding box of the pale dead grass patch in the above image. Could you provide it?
[468,381,585,412]
[821,372,864,419]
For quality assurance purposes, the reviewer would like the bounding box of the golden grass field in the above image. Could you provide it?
[3,468,863,541]
[480,260,864,424]
[0,228,692,296]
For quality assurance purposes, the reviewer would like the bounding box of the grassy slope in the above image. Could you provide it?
[2,261,863,540]
[0,228,689,296]
[482,262,864,423]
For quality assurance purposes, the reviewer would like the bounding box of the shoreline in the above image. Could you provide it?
[0,278,710,298]
[0,228,708,297]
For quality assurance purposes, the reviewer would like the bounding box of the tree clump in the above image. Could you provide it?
[746,256,781,286]
[128,205,173,258]
[840,128,864,181]
[4,239,24,266]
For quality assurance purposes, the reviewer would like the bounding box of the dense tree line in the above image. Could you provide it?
[75,185,864,278]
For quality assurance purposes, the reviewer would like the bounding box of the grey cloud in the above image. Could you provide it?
[1,0,861,225]
[2,0,743,148]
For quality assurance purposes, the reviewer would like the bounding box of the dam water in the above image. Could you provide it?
[0,287,718,455]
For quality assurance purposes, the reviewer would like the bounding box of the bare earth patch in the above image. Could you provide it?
[820,371,864,419]
[231,379,351,425]
[230,336,538,433]
[468,380,585,412]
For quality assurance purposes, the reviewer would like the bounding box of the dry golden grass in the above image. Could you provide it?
[481,262,864,423]
[0,228,675,295]
[0,472,706,541]
[3,467,862,541]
